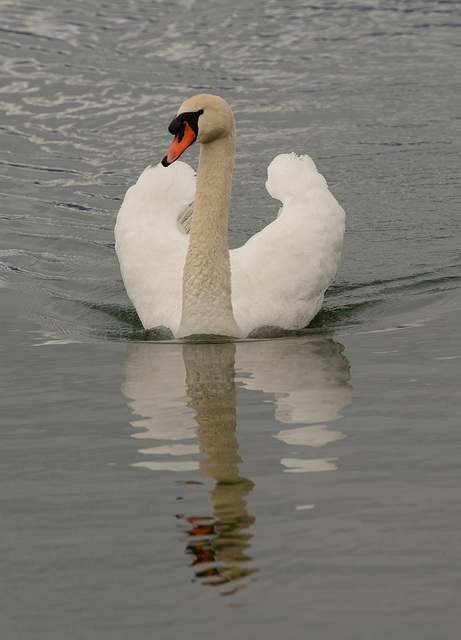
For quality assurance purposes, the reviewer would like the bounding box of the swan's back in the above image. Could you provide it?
[230,153,345,335]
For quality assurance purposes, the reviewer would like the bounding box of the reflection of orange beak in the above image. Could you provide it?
[161,122,196,166]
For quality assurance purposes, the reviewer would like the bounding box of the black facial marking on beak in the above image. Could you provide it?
[168,109,204,140]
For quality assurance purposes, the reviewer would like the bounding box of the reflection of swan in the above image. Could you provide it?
[121,344,198,471]
[237,338,351,425]
[122,337,352,474]
[123,341,257,593]
[120,337,352,593]
[236,337,352,473]
[115,94,346,338]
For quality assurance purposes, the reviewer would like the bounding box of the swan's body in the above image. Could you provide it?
[115,94,345,338]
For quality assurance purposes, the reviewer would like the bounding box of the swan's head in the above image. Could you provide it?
[161,94,234,167]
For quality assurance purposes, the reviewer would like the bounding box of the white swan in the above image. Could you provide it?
[115,94,346,338]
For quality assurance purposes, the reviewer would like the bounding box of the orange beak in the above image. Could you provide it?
[161,121,197,167]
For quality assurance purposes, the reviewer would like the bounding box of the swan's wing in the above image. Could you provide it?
[230,154,345,335]
[115,161,195,333]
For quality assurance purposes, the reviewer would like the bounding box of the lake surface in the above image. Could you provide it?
[1,1,460,638]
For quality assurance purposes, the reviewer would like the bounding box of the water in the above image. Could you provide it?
[1,1,460,638]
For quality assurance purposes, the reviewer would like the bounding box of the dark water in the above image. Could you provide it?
[1,1,460,638]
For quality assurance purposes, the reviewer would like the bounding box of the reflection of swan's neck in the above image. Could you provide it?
[183,343,255,579]
[178,130,241,338]
[184,342,240,483]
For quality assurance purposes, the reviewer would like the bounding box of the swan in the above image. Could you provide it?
[115,94,345,338]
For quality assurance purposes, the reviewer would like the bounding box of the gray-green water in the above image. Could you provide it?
[1,1,460,638]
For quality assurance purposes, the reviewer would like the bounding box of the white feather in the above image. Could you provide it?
[231,153,345,335]
[115,161,194,335]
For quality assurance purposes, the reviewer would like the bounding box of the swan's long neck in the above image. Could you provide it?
[178,128,241,338]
